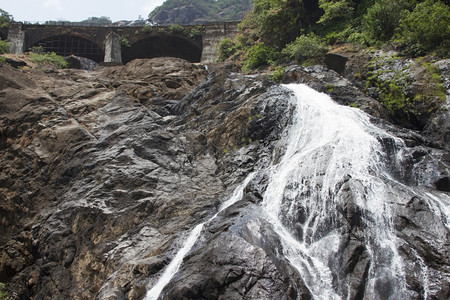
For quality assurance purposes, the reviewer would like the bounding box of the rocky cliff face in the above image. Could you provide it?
[149,1,253,25]
[0,57,449,299]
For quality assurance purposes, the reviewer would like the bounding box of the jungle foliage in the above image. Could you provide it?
[0,9,11,28]
[218,0,449,70]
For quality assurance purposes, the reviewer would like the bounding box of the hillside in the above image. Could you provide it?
[148,0,252,24]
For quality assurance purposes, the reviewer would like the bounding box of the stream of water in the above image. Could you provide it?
[144,173,256,300]
[261,84,410,299]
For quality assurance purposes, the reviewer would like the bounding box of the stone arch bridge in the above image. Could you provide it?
[4,22,238,64]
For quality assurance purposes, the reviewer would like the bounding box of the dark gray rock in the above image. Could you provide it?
[324,53,348,74]
[65,55,81,69]
[1,58,449,300]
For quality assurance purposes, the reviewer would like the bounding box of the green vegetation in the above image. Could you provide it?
[0,9,11,28]
[120,36,130,47]
[29,46,45,54]
[243,42,277,71]
[169,24,185,34]
[281,33,329,65]
[0,38,9,54]
[150,24,204,39]
[29,52,68,69]
[79,16,112,25]
[188,26,203,38]
[142,24,153,33]
[217,0,449,71]
[318,0,354,25]
[271,66,285,83]
[395,0,450,55]
[364,54,446,126]
[218,38,237,61]
[0,283,7,300]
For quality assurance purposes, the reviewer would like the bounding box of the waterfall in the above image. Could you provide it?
[261,84,449,299]
[144,83,449,299]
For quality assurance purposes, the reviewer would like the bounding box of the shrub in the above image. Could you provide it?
[243,42,277,71]
[142,24,153,33]
[0,39,9,54]
[217,38,237,61]
[281,33,328,64]
[189,26,203,38]
[29,52,68,69]
[29,46,45,54]
[271,66,285,83]
[362,0,405,43]
[0,283,7,300]
[318,0,354,25]
[169,24,185,34]
[120,36,130,47]
[0,9,11,28]
[396,0,450,53]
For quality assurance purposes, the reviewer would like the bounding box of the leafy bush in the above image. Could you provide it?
[318,0,354,25]
[29,52,68,69]
[239,0,305,48]
[362,0,406,43]
[281,33,328,64]
[0,9,11,28]
[29,46,45,54]
[142,24,153,33]
[271,66,285,83]
[396,0,450,53]
[0,39,9,54]
[120,36,130,47]
[189,26,203,38]
[169,24,185,34]
[243,42,277,71]
[0,283,7,300]
[217,38,237,61]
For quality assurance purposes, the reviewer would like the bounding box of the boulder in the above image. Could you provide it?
[324,53,348,74]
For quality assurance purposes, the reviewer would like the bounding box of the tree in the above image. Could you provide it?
[240,0,305,48]
[318,0,354,24]
[0,9,11,28]
[0,39,9,54]
[281,33,329,64]
[396,0,450,52]
[80,16,112,25]
[243,42,277,70]
[362,0,404,42]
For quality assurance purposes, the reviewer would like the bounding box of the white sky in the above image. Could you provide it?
[0,0,165,22]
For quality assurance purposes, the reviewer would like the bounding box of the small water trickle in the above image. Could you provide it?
[144,173,256,300]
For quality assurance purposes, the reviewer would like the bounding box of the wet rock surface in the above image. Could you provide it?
[0,57,449,300]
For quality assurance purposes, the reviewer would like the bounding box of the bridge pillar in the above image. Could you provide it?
[7,23,25,54]
[201,22,239,64]
[104,31,122,64]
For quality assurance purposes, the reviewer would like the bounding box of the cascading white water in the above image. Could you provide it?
[261,84,415,299]
[144,173,256,300]
[144,83,448,299]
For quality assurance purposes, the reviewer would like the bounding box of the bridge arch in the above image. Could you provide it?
[122,35,202,64]
[0,32,6,41]
[27,35,104,62]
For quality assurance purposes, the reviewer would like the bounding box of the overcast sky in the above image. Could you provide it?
[0,0,165,22]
